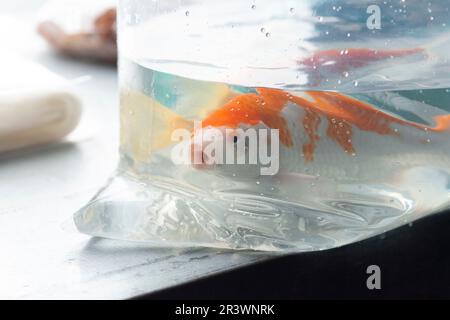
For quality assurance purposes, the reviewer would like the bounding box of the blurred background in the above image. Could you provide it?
[0,0,118,209]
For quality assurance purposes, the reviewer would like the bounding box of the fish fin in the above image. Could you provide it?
[261,112,294,147]
[256,88,290,110]
[432,114,450,132]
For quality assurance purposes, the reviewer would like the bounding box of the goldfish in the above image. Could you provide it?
[184,87,450,180]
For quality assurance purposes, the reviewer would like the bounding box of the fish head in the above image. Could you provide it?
[188,123,271,178]
[183,90,293,177]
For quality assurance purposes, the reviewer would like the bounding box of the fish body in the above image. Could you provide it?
[193,88,450,181]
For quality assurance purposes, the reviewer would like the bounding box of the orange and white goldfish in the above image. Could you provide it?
[186,88,450,180]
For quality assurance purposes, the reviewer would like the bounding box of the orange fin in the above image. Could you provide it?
[432,114,450,132]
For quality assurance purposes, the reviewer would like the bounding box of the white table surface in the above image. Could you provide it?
[0,1,271,300]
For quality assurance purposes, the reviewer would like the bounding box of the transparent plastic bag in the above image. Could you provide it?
[75,0,450,252]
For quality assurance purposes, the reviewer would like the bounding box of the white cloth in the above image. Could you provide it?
[0,54,82,153]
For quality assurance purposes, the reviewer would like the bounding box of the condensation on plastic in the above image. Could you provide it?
[118,0,450,93]
[75,0,450,252]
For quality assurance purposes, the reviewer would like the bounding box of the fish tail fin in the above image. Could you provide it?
[432,114,450,132]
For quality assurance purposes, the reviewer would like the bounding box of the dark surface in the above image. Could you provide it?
[138,209,450,300]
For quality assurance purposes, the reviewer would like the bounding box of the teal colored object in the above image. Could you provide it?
[142,70,180,109]
[230,85,257,94]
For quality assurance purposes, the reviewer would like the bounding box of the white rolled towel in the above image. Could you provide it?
[0,54,82,153]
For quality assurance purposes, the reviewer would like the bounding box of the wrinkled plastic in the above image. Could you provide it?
[75,0,450,252]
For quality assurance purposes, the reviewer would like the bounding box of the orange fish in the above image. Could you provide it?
[191,88,450,177]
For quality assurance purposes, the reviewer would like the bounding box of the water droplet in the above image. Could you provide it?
[353,80,359,87]
[265,32,271,38]
[185,11,190,16]
[260,27,265,33]
[343,71,349,77]
[251,4,256,9]
[290,7,295,13]
[256,181,260,185]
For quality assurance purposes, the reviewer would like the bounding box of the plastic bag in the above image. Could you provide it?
[75,0,450,252]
